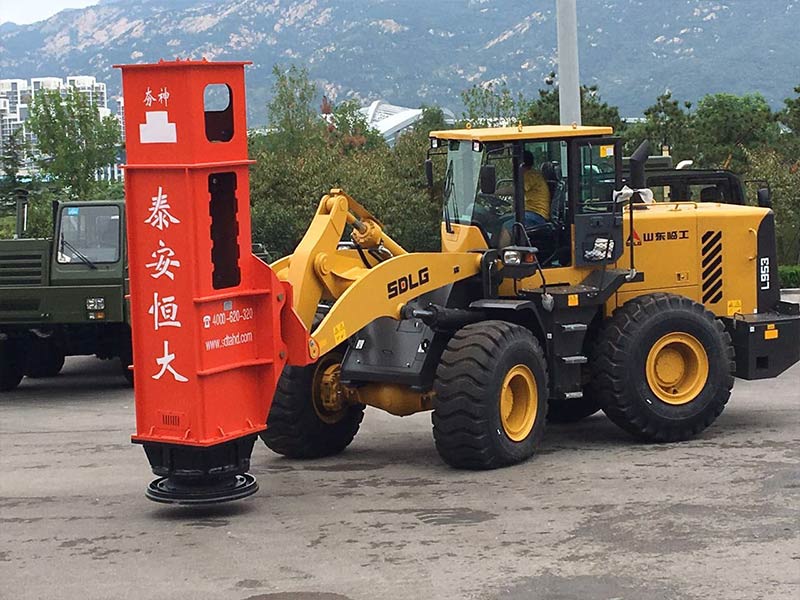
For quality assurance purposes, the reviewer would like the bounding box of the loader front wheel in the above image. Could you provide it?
[432,321,548,469]
[590,293,735,442]
[261,351,365,459]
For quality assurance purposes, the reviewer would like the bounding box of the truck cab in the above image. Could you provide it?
[0,199,131,391]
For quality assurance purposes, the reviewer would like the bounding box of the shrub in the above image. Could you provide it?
[778,265,800,288]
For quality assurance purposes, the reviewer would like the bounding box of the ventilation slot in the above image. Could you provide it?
[701,230,723,304]
[0,253,45,286]
[161,413,181,427]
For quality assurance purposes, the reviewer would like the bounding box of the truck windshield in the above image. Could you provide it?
[57,205,121,264]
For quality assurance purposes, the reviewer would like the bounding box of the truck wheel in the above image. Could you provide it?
[119,358,134,386]
[261,351,365,458]
[0,339,26,391]
[119,327,134,386]
[590,293,735,442]
[547,397,600,423]
[432,321,548,469]
[25,340,65,378]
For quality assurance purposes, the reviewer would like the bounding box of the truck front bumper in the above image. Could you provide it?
[724,301,800,380]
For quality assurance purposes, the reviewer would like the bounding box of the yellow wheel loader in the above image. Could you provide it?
[258,124,799,472]
[118,61,798,504]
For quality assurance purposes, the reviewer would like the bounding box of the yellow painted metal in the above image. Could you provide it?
[440,223,489,253]
[645,332,709,406]
[429,124,614,142]
[499,364,538,442]
[351,219,405,258]
[271,188,485,363]
[278,188,409,330]
[270,254,291,279]
[356,383,433,416]
[311,354,356,424]
[312,251,482,355]
[609,202,768,317]
[284,191,354,327]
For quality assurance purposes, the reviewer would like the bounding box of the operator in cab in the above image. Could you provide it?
[521,150,551,226]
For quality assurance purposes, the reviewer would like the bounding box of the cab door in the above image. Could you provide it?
[569,137,624,267]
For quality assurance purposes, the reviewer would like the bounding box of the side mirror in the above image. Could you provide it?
[757,188,772,209]
[479,164,497,194]
[424,159,434,188]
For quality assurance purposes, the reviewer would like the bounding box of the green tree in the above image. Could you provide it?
[780,85,800,133]
[327,99,385,152]
[777,85,800,162]
[266,64,321,151]
[690,93,778,171]
[1,128,27,187]
[623,92,694,159]
[460,82,523,127]
[250,65,445,258]
[27,87,120,199]
[520,80,625,132]
[745,147,800,265]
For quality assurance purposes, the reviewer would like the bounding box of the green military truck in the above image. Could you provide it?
[623,155,772,208]
[0,200,132,391]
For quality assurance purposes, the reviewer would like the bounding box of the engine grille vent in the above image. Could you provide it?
[0,252,46,286]
[701,230,723,304]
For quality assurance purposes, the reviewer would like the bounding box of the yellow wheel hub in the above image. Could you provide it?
[499,365,538,442]
[645,332,709,405]
[312,358,351,424]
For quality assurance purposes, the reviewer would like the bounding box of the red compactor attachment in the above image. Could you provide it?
[117,59,310,504]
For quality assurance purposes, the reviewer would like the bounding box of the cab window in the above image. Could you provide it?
[57,205,121,264]
[577,142,617,213]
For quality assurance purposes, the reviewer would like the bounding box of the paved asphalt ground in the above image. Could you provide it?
[1,348,798,598]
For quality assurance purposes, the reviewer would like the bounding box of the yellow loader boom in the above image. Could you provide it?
[272,189,482,358]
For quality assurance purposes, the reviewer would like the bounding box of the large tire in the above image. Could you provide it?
[547,397,601,424]
[432,321,548,469]
[0,339,26,392]
[261,351,365,458]
[589,293,735,442]
[25,339,65,378]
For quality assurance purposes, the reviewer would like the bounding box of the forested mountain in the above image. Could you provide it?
[1,0,798,123]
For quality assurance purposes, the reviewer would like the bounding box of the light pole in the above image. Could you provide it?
[556,0,582,125]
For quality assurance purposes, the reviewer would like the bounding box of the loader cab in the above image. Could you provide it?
[429,125,623,268]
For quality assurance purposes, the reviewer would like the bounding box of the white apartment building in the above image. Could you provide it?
[0,75,113,175]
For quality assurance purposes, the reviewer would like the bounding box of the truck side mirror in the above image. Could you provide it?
[424,159,434,188]
[757,188,772,209]
[480,164,497,194]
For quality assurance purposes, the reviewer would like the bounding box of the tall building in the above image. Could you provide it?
[0,79,32,173]
[66,75,107,109]
[115,96,126,142]
[0,75,112,175]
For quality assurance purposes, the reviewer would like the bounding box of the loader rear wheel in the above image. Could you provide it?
[0,339,25,392]
[261,351,365,459]
[432,321,548,469]
[589,293,735,442]
[546,397,601,423]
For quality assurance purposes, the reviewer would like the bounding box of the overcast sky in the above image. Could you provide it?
[0,1,98,25]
